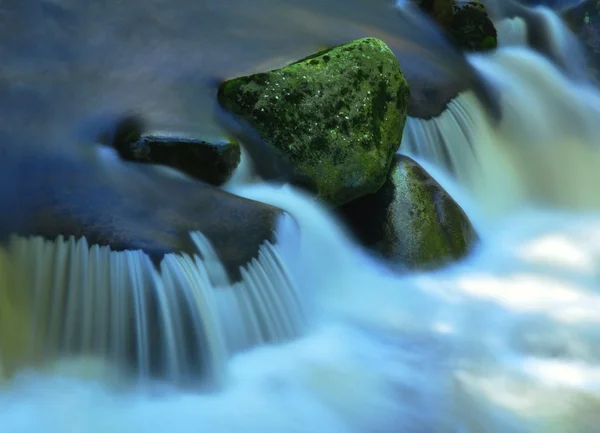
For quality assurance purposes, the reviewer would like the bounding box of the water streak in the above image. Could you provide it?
[402,45,600,229]
[0,228,305,386]
[2,188,600,432]
[2,2,600,433]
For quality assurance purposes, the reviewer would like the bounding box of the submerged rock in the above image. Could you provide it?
[217,37,409,206]
[5,148,281,281]
[340,155,476,269]
[449,1,497,51]
[109,121,241,186]
[413,0,456,28]
[0,142,284,381]
[414,0,497,52]
[124,132,240,186]
[0,120,284,380]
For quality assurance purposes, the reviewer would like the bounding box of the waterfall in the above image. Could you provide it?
[400,0,600,228]
[401,47,600,229]
[2,189,600,432]
[2,1,600,433]
[0,226,306,387]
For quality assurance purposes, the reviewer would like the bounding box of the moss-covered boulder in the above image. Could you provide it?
[414,0,497,52]
[449,1,497,51]
[217,37,410,206]
[413,0,456,29]
[340,155,476,269]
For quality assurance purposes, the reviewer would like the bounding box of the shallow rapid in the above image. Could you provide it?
[1,2,600,433]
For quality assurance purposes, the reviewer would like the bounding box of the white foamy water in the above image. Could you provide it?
[402,45,600,230]
[2,188,600,433]
[2,3,600,433]
[401,2,600,229]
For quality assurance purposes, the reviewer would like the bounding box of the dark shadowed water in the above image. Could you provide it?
[0,0,417,141]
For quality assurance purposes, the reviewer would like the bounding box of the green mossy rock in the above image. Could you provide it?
[341,155,476,270]
[218,37,410,206]
[392,155,475,268]
[412,0,456,28]
[413,0,497,52]
[449,1,497,52]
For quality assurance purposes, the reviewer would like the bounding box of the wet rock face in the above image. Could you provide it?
[2,144,281,282]
[218,37,410,206]
[448,1,497,52]
[413,0,456,28]
[106,118,241,186]
[414,0,497,52]
[340,155,476,270]
[121,133,240,186]
[566,3,600,81]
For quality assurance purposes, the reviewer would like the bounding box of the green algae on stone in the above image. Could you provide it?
[412,0,456,29]
[0,246,39,379]
[217,37,409,206]
[392,155,475,268]
[341,155,476,270]
[412,0,497,52]
[448,0,497,52]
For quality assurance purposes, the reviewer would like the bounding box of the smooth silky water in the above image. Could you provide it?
[2,1,600,432]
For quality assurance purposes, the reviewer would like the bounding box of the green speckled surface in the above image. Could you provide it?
[391,155,473,268]
[218,38,409,206]
[341,155,476,269]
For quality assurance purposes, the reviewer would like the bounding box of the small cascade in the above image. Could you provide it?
[3,190,600,433]
[401,44,600,228]
[495,17,528,46]
[401,91,483,179]
[401,90,526,227]
[481,1,590,81]
[222,147,261,191]
[0,220,306,386]
[3,2,600,433]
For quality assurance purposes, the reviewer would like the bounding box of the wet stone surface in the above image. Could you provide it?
[340,154,476,270]
[218,37,410,206]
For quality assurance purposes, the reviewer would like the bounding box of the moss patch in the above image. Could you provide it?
[218,38,409,206]
[413,0,497,52]
[391,155,475,268]
[339,155,475,269]
[448,1,497,52]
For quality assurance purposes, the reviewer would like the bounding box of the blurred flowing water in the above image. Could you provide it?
[1,1,600,432]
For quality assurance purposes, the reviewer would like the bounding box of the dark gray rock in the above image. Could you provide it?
[107,118,241,186]
[340,154,476,269]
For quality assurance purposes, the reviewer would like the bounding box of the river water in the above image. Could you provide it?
[1,1,599,432]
